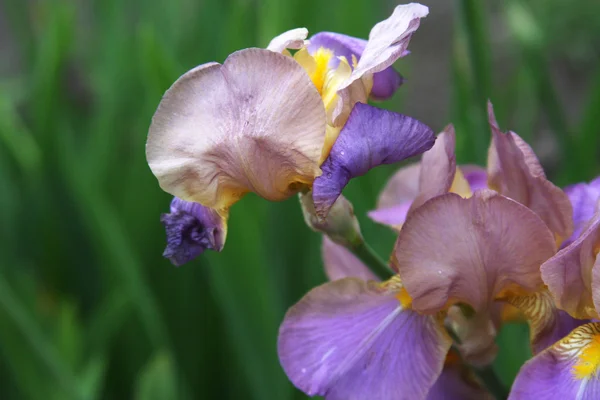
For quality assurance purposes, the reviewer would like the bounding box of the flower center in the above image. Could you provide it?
[573,334,600,380]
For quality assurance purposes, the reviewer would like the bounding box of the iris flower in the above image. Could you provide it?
[510,182,600,399]
[369,102,573,245]
[146,3,436,264]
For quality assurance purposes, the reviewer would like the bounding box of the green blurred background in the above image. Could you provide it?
[0,0,599,398]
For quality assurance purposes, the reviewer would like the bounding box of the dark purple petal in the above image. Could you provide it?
[563,178,600,247]
[161,197,226,266]
[278,277,451,400]
[312,103,435,218]
[509,323,600,400]
[426,355,494,400]
[308,32,403,100]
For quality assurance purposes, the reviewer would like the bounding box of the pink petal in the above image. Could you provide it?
[392,190,557,313]
[278,277,451,400]
[541,213,600,319]
[147,49,326,210]
[339,3,429,91]
[322,236,378,281]
[487,102,573,242]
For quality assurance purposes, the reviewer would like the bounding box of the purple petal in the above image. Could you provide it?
[278,277,451,400]
[308,32,403,100]
[460,165,488,192]
[312,103,435,218]
[339,4,429,92]
[509,323,600,400]
[368,202,413,227]
[541,214,600,319]
[161,197,226,266]
[322,236,378,281]
[427,355,494,400]
[563,179,600,247]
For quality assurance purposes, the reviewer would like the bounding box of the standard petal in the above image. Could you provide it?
[147,49,326,210]
[392,190,557,313]
[509,323,600,400]
[322,236,378,281]
[487,102,573,242]
[541,214,600,320]
[409,125,457,212]
[308,31,403,100]
[368,163,420,227]
[563,179,600,246]
[267,28,308,53]
[313,103,435,218]
[161,197,227,266]
[339,3,429,92]
[278,278,451,400]
[506,290,585,355]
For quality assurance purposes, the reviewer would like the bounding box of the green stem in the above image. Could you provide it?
[473,364,509,400]
[349,240,393,280]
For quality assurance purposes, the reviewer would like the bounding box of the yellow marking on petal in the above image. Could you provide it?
[449,168,472,198]
[319,124,342,164]
[294,47,334,94]
[322,56,351,112]
[395,287,413,309]
[574,334,600,379]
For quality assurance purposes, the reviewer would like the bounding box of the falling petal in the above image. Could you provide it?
[278,277,451,400]
[313,103,435,218]
[393,190,556,313]
[147,48,326,211]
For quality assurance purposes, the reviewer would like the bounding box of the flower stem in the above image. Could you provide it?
[473,364,509,400]
[349,240,393,280]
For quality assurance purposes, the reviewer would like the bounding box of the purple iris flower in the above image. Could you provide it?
[161,197,226,266]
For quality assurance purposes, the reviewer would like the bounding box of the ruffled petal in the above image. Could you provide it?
[563,179,600,246]
[339,3,429,92]
[392,190,557,313]
[506,290,585,355]
[322,236,378,281]
[308,32,403,100]
[487,102,573,242]
[313,103,435,218]
[147,49,326,210]
[278,277,451,400]
[160,197,227,266]
[267,28,308,53]
[541,214,600,319]
[368,163,420,227]
[509,323,600,400]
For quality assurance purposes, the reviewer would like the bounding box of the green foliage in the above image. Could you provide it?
[0,0,598,399]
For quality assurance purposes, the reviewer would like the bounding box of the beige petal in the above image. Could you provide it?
[267,28,309,53]
[147,49,326,210]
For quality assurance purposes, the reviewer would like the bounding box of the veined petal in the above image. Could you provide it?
[506,290,585,355]
[278,277,451,400]
[161,197,227,266]
[308,32,403,100]
[509,323,600,400]
[147,49,326,210]
[313,103,435,218]
[392,190,557,313]
[267,28,309,53]
[368,163,420,228]
[563,178,600,246]
[339,3,429,92]
[541,214,600,319]
[322,236,378,281]
[487,102,573,242]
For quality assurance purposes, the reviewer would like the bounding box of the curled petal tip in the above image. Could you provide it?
[313,103,435,218]
[267,28,309,53]
[161,197,227,266]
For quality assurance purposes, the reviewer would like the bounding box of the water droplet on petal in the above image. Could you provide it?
[327,172,332,178]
